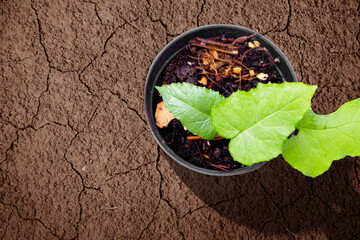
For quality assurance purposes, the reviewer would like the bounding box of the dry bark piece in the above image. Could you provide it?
[155,101,174,128]
[231,33,258,45]
[189,38,239,55]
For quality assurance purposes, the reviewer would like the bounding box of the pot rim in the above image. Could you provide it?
[144,24,298,176]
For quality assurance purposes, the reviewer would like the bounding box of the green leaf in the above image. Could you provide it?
[211,82,317,166]
[156,83,225,140]
[283,99,360,177]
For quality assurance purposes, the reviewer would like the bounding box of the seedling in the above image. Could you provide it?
[156,82,360,177]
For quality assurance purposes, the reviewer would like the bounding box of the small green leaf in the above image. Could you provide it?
[156,83,225,140]
[283,99,360,177]
[211,82,317,166]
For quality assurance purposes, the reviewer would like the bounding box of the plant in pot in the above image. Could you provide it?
[145,25,360,177]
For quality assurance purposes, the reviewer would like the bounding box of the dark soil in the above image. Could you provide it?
[155,35,283,171]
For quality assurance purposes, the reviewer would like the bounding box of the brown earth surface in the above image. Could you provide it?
[1,0,360,239]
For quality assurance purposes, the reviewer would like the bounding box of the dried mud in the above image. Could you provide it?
[1,0,360,239]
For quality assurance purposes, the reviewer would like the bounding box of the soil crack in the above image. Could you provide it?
[155,149,185,239]
[23,216,61,240]
[0,52,39,64]
[0,209,13,240]
[31,3,68,73]
[196,0,206,27]
[261,0,290,35]
[120,98,147,125]
[180,196,237,219]
[31,2,138,93]
[104,161,156,183]
[61,105,100,239]
[0,201,61,239]
[30,4,72,127]
[30,3,51,67]
[259,219,297,239]
[355,158,360,184]
[309,193,347,217]
[145,0,171,43]
[124,130,149,149]
[357,0,360,54]
[0,129,20,166]
[259,183,283,210]
[155,146,168,208]
[0,120,83,168]
[94,3,103,25]
[259,183,295,237]
[284,0,292,33]
[0,113,18,129]
[137,146,162,239]
[136,147,184,239]
[101,88,147,125]
[31,69,51,126]
[298,41,304,81]
[78,17,140,94]
[0,115,84,166]
[137,201,160,239]
[77,73,94,95]
[262,0,307,44]
[63,132,85,240]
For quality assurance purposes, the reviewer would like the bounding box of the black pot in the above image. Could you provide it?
[144,24,297,176]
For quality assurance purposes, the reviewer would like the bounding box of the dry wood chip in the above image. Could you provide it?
[198,76,208,85]
[203,58,210,65]
[209,49,219,59]
[256,73,268,80]
[202,154,210,159]
[248,42,255,48]
[155,101,174,128]
[253,41,260,47]
[233,67,242,74]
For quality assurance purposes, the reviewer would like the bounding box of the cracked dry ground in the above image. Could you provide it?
[1,0,360,239]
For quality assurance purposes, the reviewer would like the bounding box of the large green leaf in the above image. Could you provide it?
[156,83,225,140]
[211,82,317,166]
[283,99,360,177]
